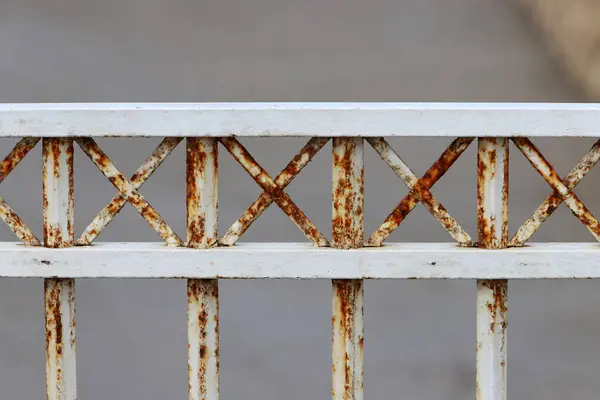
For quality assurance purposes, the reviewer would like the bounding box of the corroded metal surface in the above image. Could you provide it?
[332,137,364,249]
[43,138,77,400]
[477,138,509,248]
[219,137,329,246]
[76,137,182,246]
[0,138,41,245]
[45,278,76,400]
[513,137,600,241]
[43,138,74,248]
[0,124,597,399]
[187,137,220,399]
[0,198,41,245]
[332,138,364,400]
[332,279,364,400]
[0,137,40,184]
[220,137,329,246]
[476,137,508,400]
[367,137,474,246]
[187,138,218,248]
[78,137,182,245]
[510,139,600,246]
[477,279,507,400]
[188,279,219,400]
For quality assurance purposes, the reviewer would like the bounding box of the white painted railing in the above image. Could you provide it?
[1,102,599,400]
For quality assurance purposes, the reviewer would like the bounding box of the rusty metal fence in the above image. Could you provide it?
[1,103,600,399]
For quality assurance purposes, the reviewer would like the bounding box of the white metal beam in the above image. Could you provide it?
[0,103,599,137]
[0,242,598,279]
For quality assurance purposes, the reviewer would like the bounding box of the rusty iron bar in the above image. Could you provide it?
[187,137,219,400]
[76,137,182,246]
[367,137,473,246]
[187,138,218,248]
[42,138,77,400]
[77,137,182,245]
[332,279,364,400]
[477,138,509,248]
[43,138,75,248]
[332,137,364,400]
[476,138,508,400]
[510,139,600,246]
[477,279,507,400]
[45,278,77,400]
[188,279,219,400]
[512,137,600,241]
[332,137,364,248]
[0,198,41,245]
[219,137,329,247]
[0,137,41,245]
[0,137,40,184]
[367,137,474,246]
[220,137,329,246]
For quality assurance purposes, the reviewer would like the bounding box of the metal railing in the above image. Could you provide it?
[1,102,600,399]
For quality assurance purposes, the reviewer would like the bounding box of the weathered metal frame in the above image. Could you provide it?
[1,103,599,400]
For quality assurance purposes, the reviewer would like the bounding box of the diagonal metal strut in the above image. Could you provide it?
[76,138,182,246]
[512,137,600,242]
[219,137,329,247]
[367,137,474,246]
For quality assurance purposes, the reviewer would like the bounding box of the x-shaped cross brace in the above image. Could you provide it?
[367,137,475,246]
[76,137,183,246]
[219,137,329,247]
[511,137,600,244]
[0,138,41,245]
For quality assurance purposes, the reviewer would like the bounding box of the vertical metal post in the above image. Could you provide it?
[332,137,364,400]
[42,138,76,400]
[187,138,219,400]
[476,137,509,400]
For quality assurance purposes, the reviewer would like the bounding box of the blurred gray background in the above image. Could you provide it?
[0,0,599,398]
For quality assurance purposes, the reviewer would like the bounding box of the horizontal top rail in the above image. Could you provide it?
[0,102,599,137]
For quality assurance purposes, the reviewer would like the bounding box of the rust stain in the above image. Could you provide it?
[44,226,63,249]
[51,140,61,179]
[68,284,76,349]
[481,280,508,334]
[477,141,493,247]
[219,137,329,247]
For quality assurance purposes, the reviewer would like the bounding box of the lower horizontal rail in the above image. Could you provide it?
[0,242,598,279]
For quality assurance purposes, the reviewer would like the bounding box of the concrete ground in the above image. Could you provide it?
[0,0,599,398]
